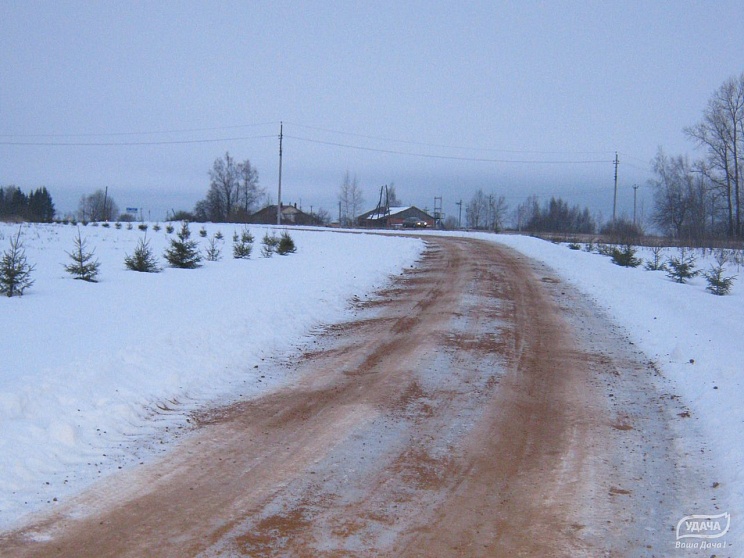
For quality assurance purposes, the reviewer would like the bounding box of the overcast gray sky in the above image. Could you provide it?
[1,1,742,222]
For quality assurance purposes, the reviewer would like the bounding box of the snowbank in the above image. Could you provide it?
[0,222,424,529]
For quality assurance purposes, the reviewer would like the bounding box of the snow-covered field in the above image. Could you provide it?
[1,224,742,547]
[0,222,424,530]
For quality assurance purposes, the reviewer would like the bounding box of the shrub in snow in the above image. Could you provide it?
[152,223,161,232]
[114,222,122,230]
[124,235,161,273]
[127,223,133,230]
[138,223,148,232]
[666,248,699,284]
[164,222,202,269]
[261,232,280,257]
[65,228,101,282]
[205,235,222,262]
[610,244,642,267]
[644,245,667,271]
[165,224,175,234]
[199,227,207,238]
[101,222,110,228]
[214,230,224,240]
[233,227,254,259]
[567,242,581,250]
[704,251,737,296]
[596,243,614,257]
[0,226,35,297]
[277,231,297,255]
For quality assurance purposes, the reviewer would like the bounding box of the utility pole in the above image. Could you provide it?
[277,121,283,226]
[632,184,639,225]
[612,152,619,223]
[456,199,462,229]
[102,186,108,222]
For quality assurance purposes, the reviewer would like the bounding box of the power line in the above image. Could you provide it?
[0,121,279,139]
[284,134,614,165]
[285,121,614,156]
[0,134,276,147]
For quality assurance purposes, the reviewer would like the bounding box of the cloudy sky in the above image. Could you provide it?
[1,1,742,222]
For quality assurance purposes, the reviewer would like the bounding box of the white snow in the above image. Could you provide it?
[1,224,742,549]
[0,222,424,530]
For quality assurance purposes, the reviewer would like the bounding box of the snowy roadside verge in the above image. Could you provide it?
[0,223,424,531]
[486,233,742,547]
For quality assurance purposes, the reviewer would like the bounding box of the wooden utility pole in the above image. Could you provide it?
[633,184,639,225]
[277,122,283,226]
[612,152,619,223]
[456,199,462,228]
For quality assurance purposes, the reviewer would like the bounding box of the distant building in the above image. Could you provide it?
[246,203,320,226]
[357,206,436,229]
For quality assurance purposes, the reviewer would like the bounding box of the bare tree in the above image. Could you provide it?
[338,171,364,226]
[206,152,240,222]
[237,159,263,217]
[197,153,262,222]
[387,183,402,206]
[77,189,119,222]
[685,73,744,238]
[465,189,488,229]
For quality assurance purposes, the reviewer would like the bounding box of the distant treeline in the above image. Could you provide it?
[0,186,56,222]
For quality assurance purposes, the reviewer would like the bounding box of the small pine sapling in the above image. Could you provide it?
[205,234,223,261]
[233,227,254,259]
[704,251,737,296]
[199,226,208,238]
[65,228,101,282]
[261,232,280,257]
[214,230,224,240]
[644,245,667,271]
[277,231,297,255]
[165,224,175,234]
[666,248,699,284]
[124,234,161,272]
[152,223,161,232]
[164,221,202,268]
[138,223,148,232]
[610,244,642,267]
[0,227,35,297]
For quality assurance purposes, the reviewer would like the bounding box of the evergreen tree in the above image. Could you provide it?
[124,234,161,272]
[65,229,101,282]
[261,232,279,257]
[232,227,254,259]
[0,227,35,297]
[704,251,737,295]
[277,231,297,255]
[666,248,700,284]
[164,222,202,268]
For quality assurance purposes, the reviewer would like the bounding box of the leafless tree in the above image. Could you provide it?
[465,189,488,229]
[338,171,364,226]
[77,189,118,222]
[466,189,508,231]
[685,73,744,238]
[650,148,713,240]
[197,153,262,222]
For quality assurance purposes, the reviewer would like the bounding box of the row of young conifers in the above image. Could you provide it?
[0,221,296,297]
